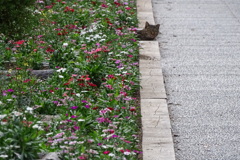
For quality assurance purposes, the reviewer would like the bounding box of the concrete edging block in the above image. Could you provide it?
[137,0,176,159]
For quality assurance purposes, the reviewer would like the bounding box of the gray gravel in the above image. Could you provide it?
[152,0,240,159]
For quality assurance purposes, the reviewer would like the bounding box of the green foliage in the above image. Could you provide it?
[0,116,44,160]
[0,0,39,40]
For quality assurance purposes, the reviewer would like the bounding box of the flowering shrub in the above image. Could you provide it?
[0,0,141,159]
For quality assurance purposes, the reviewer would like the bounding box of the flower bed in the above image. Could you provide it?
[0,0,142,159]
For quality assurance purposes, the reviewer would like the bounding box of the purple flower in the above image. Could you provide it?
[115,60,121,64]
[85,105,90,108]
[82,100,87,103]
[53,101,59,105]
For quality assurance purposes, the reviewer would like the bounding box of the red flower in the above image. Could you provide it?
[129,107,136,112]
[114,2,121,6]
[108,129,114,134]
[78,83,85,87]
[14,40,25,45]
[64,6,74,12]
[23,79,31,83]
[92,107,99,110]
[87,82,97,87]
[107,107,114,111]
[46,47,55,53]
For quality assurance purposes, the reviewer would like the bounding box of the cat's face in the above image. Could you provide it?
[145,22,160,32]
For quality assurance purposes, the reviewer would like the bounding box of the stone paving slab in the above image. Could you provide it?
[137,0,155,28]
[141,98,175,160]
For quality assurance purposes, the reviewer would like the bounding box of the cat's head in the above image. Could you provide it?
[145,21,160,31]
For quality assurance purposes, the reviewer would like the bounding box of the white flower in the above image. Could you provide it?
[108,153,115,157]
[0,101,3,105]
[12,111,22,116]
[46,132,53,136]
[59,75,64,78]
[0,155,8,158]
[74,68,80,72]
[78,119,85,122]
[76,93,81,97]
[32,124,43,130]
[26,107,33,111]
[63,43,68,47]
[124,151,131,155]
[56,68,67,73]
[7,99,13,102]
[69,141,77,145]
[0,114,7,120]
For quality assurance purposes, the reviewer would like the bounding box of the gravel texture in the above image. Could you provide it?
[152,0,240,159]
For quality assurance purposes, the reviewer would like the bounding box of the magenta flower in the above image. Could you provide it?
[71,115,77,118]
[103,151,110,154]
[78,156,86,160]
[111,135,119,138]
[70,106,78,109]
[73,126,80,130]
[7,89,14,92]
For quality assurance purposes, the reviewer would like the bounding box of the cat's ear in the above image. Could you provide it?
[156,24,160,29]
[145,21,150,28]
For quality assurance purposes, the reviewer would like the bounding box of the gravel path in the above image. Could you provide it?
[152,0,240,159]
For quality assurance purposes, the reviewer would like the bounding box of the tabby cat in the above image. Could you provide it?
[137,22,160,40]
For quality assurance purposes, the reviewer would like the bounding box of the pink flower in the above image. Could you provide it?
[123,140,131,143]
[78,156,86,160]
[45,5,53,9]
[101,4,108,8]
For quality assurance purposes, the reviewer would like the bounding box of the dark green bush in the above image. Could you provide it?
[0,0,39,40]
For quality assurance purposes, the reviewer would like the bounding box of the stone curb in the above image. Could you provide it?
[137,0,176,160]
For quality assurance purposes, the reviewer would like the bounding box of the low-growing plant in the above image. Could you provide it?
[0,0,142,159]
[0,113,44,160]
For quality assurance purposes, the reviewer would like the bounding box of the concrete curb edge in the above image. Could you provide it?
[137,0,176,159]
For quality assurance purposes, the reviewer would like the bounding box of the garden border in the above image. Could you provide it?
[137,0,176,159]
